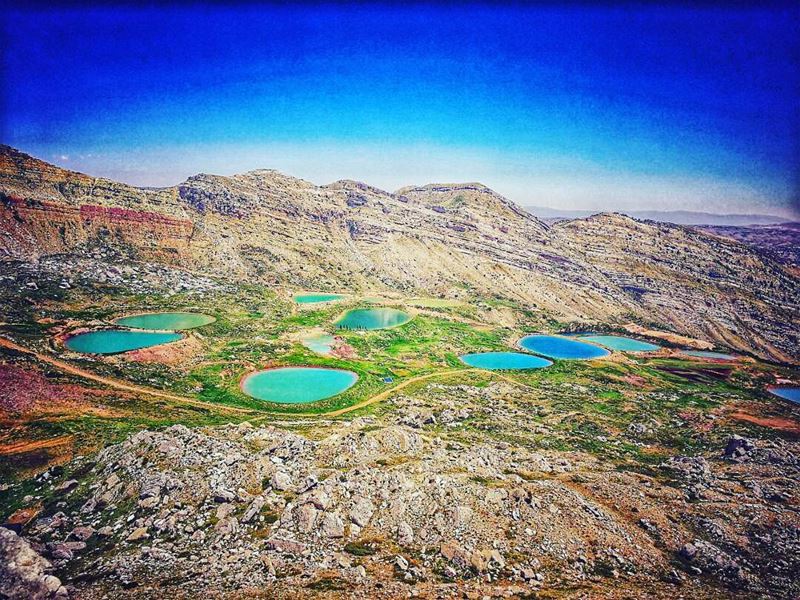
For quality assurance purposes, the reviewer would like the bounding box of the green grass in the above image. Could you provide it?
[2,272,799,483]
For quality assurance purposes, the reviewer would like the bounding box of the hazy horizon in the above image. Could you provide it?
[2,3,798,218]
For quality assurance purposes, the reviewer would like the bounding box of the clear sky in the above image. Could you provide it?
[2,3,798,217]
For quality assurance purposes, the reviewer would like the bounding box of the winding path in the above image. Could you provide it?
[0,336,488,420]
[254,367,480,420]
[0,337,257,415]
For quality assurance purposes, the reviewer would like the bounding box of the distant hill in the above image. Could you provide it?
[525,206,793,226]
[696,222,800,268]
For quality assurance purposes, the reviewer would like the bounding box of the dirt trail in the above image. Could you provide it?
[0,337,522,422]
[0,337,258,415]
[0,435,74,455]
[0,337,482,420]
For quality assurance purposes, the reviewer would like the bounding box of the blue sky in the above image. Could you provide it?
[2,3,798,216]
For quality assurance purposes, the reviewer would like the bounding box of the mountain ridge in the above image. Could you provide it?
[1,145,798,363]
[526,205,795,226]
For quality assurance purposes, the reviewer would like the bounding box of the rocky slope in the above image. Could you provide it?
[1,145,798,363]
[3,403,799,599]
[695,223,800,270]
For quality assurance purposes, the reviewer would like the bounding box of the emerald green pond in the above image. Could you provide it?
[460,352,552,370]
[114,312,215,330]
[65,330,183,354]
[579,335,661,352]
[294,293,345,304]
[241,367,358,403]
[335,308,411,330]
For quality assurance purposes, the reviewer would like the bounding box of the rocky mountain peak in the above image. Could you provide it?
[0,145,93,200]
[324,179,394,198]
[397,182,546,229]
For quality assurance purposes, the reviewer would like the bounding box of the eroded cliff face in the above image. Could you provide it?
[0,144,797,363]
[0,195,196,264]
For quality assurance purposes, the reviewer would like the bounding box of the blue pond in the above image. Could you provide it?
[460,351,552,370]
[579,335,661,352]
[241,367,358,404]
[335,308,411,330]
[65,330,183,354]
[519,335,610,360]
[294,293,345,304]
[769,387,800,405]
[681,350,737,361]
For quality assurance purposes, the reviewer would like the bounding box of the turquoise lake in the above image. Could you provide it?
[302,334,335,355]
[335,308,411,330]
[114,312,215,330]
[294,293,345,304]
[681,350,737,361]
[769,387,800,404]
[240,367,358,404]
[519,335,610,360]
[460,351,553,370]
[579,335,661,352]
[65,330,183,354]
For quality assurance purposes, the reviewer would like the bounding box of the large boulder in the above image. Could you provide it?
[0,526,67,599]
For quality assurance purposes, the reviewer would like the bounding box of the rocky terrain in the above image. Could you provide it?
[2,382,799,600]
[1,145,798,363]
[695,223,800,271]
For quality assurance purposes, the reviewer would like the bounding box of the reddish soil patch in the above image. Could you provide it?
[124,334,202,365]
[0,362,119,412]
[623,323,712,349]
[0,435,74,455]
[607,373,649,388]
[331,340,357,359]
[729,412,800,435]
[657,365,731,383]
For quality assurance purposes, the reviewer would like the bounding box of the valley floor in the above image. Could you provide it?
[1,256,799,599]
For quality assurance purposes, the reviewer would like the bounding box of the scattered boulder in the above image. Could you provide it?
[724,435,756,462]
[0,526,68,599]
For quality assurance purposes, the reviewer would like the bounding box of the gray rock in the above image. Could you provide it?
[242,495,265,523]
[320,512,345,538]
[0,526,63,600]
[271,471,293,492]
[295,503,319,533]
[724,435,756,461]
[69,526,94,541]
[397,521,414,546]
[349,496,375,527]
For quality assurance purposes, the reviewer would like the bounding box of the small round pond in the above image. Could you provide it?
[302,333,335,355]
[335,308,411,330]
[460,352,552,370]
[579,335,660,352]
[681,350,737,361]
[65,330,183,354]
[241,367,358,404]
[768,387,800,405]
[114,312,215,330]
[519,334,610,360]
[294,293,346,304]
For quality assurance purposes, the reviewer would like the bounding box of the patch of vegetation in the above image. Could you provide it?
[344,539,380,556]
